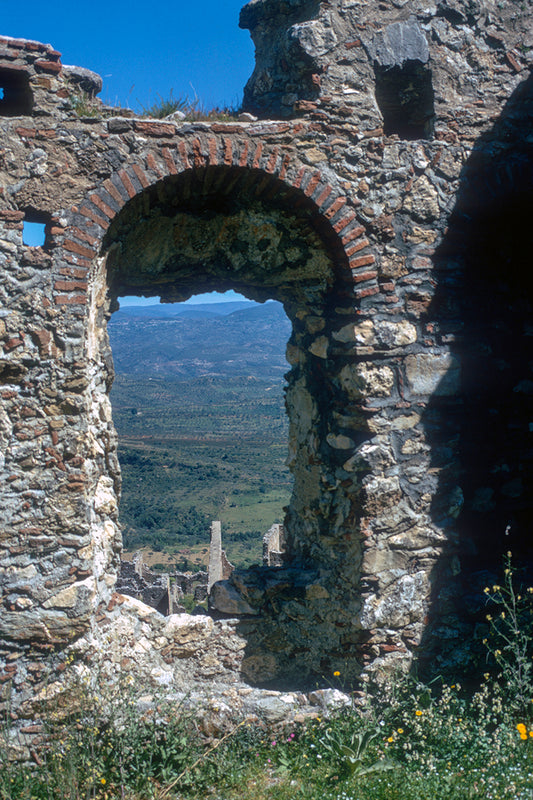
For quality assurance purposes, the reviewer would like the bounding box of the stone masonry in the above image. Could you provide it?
[207,521,235,592]
[0,0,533,725]
[263,523,287,567]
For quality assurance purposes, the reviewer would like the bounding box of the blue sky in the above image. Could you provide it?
[3,1,254,113]
[12,1,256,305]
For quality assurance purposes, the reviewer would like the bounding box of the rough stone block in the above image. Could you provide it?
[405,353,460,396]
[367,20,430,68]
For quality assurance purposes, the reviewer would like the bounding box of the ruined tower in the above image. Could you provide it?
[0,0,532,718]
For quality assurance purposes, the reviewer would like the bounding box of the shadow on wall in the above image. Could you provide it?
[418,72,533,677]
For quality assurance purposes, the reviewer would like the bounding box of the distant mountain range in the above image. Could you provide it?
[114,300,254,319]
[108,300,292,379]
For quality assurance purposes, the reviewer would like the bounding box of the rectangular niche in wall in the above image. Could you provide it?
[375,62,435,140]
[0,68,33,116]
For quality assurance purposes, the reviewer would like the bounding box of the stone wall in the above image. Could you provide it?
[207,521,234,592]
[0,0,532,720]
[263,523,286,566]
[116,555,189,615]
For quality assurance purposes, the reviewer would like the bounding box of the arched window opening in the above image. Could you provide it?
[90,163,360,638]
[0,67,33,116]
[82,162,364,683]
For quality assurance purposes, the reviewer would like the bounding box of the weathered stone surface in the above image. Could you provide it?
[210,581,259,616]
[360,571,429,628]
[0,610,90,642]
[240,653,280,683]
[366,20,430,68]
[405,353,460,396]
[252,695,296,721]
[339,362,395,398]
[374,320,417,348]
[62,65,103,96]
[163,613,214,644]
[402,176,440,221]
[42,578,96,610]
[308,689,351,710]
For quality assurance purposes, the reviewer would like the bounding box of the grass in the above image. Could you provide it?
[4,555,533,798]
[69,89,102,118]
[2,673,533,800]
[68,85,241,121]
[139,89,240,121]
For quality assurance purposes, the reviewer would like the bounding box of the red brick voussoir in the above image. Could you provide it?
[71,130,375,285]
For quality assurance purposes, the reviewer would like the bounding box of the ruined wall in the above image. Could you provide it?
[0,0,532,721]
[263,523,286,566]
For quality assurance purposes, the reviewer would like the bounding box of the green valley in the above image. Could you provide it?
[108,300,292,568]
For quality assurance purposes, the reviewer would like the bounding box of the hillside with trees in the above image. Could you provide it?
[108,300,292,567]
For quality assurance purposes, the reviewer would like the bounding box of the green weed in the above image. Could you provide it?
[482,550,533,712]
[3,554,533,798]
[69,88,101,118]
[139,89,189,119]
[140,90,240,121]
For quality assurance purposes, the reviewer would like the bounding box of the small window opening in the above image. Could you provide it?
[375,61,435,140]
[0,68,33,116]
[23,221,46,247]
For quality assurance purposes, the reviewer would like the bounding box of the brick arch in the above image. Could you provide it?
[43,132,384,686]
[52,133,377,309]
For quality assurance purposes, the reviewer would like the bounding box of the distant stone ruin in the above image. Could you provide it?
[116,552,208,615]
[0,0,532,727]
[117,520,238,615]
[207,521,235,592]
[116,518,285,617]
[262,524,286,567]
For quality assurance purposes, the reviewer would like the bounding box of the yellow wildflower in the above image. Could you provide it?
[517,723,527,734]
[397,728,404,734]
[100,778,106,785]
[415,710,423,717]
[333,671,340,677]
